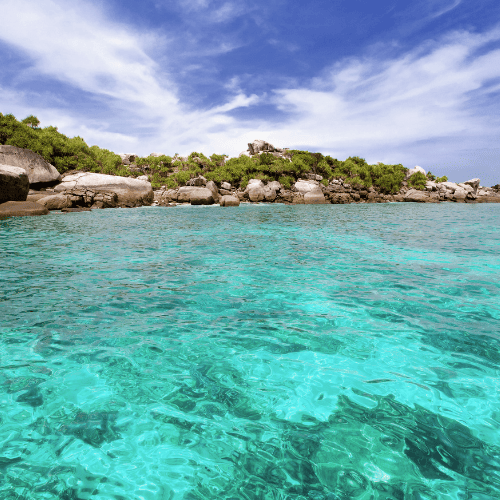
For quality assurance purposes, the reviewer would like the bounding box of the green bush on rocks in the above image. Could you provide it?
[408,171,428,190]
[1,112,452,193]
[0,113,125,176]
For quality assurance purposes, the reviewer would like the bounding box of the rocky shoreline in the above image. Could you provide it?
[153,174,500,207]
[1,143,500,219]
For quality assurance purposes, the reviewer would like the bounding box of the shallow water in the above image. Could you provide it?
[1,203,499,500]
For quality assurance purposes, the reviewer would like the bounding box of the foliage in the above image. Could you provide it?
[436,176,448,183]
[426,171,436,181]
[1,112,449,193]
[408,171,427,190]
[21,115,40,129]
[0,112,126,176]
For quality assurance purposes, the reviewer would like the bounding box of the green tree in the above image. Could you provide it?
[408,171,427,190]
[21,115,40,128]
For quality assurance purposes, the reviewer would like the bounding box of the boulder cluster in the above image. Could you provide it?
[1,140,500,218]
[239,139,291,159]
[154,167,499,207]
[0,145,154,218]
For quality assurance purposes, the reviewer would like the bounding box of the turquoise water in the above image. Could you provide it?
[1,203,499,500]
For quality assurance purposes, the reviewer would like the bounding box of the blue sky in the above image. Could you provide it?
[1,0,500,184]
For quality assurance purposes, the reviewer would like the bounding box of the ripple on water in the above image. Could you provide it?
[1,203,500,499]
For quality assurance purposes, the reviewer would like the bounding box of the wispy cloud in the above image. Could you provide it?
[1,0,500,183]
[264,29,500,163]
[0,0,175,114]
[429,0,462,19]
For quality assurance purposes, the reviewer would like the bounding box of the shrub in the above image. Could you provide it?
[408,171,427,190]
[1,113,451,192]
[278,175,294,189]
[436,176,448,183]
[0,112,124,176]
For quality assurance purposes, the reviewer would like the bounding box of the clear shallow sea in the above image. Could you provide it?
[0,203,499,500]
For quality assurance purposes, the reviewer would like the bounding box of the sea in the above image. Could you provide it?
[0,203,499,500]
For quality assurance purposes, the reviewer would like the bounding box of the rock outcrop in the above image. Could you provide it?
[219,195,240,207]
[205,181,219,202]
[0,201,49,218]
[36,193,72,210]
[118,154,137,165]
[404,189,440,203]
[0,164,30,203]
[186,175,207,187]
[294,179,322,194]
[30,188,119,210]
[0,145,61,187]
[239,139,290,159]
[304,191,327,204]
[54,172,153,207]
[405,165,426,180]
[245,179,265,202]
[177,186,214,205]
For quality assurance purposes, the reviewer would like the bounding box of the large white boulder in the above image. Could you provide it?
[452,187,467,202]
[219,195,240,207]
[118,153,137,165]
[294,179,322,194]
[177,186,214,205]
[267,181,282,191]
[245,179,265,190]
[244,179,265,202]
[304,191,327,204]
[0,164,29,203]
[205,180,219,202]
[464,178,480,194]
[405,165,426,180]
[439,181,460,192]
[36,193,72,210]
[248,187,265,202]
[0,145,61,186]
[248,140,278,155]
[54,172,153,206]
[404,189,439,202]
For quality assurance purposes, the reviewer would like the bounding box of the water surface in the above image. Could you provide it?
[1,204,499,499]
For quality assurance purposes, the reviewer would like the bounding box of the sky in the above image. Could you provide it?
[0,0,500,184]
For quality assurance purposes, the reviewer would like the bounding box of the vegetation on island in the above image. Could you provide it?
[1,112,448,192]
[0,112,124,175]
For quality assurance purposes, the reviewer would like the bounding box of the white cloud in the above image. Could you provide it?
[263,29,500,164]
[0,0,177,115]
[1,0,499,183]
